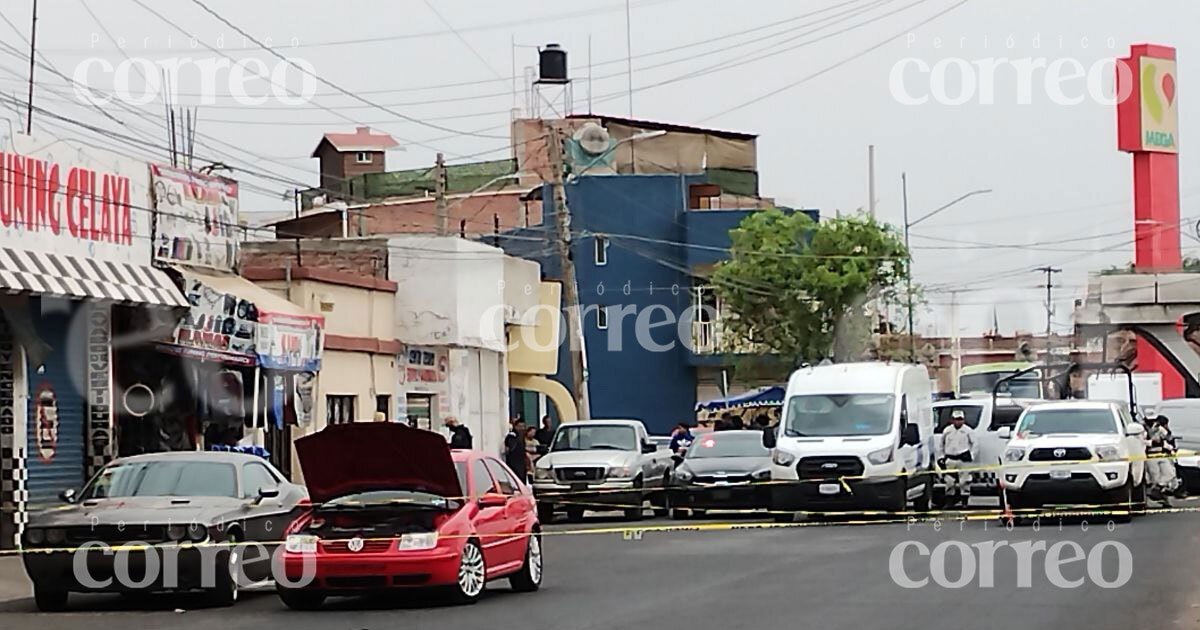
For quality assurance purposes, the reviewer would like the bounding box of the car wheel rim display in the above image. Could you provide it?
[459,543,485,597]
[528,535,543,584]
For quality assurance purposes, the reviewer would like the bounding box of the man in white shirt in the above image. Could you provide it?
[939,410,977,507]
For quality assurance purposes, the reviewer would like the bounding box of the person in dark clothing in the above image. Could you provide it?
[444,416,473,449]
[504,420,529,480]
[535,415,555,447]
[668,423,695,454]
[729,416,745,430]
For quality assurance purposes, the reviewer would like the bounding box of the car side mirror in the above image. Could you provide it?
[1126,423,1145,437]
[254,487,280,504]
[762,429,777,449]
[641,441,656,454]
[478,493,508,508]
[901,424,920,446]
[997,427,1012,439]
[59,488,76,504]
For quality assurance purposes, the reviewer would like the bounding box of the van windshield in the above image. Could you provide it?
[783,394,896,437]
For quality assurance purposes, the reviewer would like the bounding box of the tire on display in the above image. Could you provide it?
[206,531,241,607]
[509,532,543,593]
[33,583,68,612]
[450,539,487,604]
[277,587,327,611]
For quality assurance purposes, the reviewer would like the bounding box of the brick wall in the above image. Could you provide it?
[347,192,543,236]
[241,240,390,278]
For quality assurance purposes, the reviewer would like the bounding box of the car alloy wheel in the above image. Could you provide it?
[511,532,543,592]
[456,540,486,602]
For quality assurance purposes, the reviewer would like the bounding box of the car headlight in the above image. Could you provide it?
[167,525,188,541]
[772,449,796,467]
[1096,446,1120,461]
[398,532,438,550]
[24,528,45,546]
[607,465,634,479]
[1004,447,1027,462]
[752,469,771,481]
[285,534,318,554]
[534,467,553,481]
[45,528,66,545]
[186,523,208,543]
[867,446,894,465]
[674,468,693,482]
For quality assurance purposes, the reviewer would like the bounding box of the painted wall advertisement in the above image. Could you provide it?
[150,164,240,271]
[0,132,151,265]
[162,277,323,372]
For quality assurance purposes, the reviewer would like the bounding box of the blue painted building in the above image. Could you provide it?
[501,172,817,435]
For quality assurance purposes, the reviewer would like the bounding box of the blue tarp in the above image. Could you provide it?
[695,386,786,412]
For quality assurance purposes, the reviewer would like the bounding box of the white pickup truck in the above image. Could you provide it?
[532,420,674,522]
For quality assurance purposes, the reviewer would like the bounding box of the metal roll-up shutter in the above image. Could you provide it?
[25,299,86,509]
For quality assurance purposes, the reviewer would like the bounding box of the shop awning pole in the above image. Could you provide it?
[251,366,261,433]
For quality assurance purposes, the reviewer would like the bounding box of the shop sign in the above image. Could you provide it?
[86,303,112,474]
[150,164,240,271]
[256,313,322,372]
[0,132,151,265]
[404,346,447,384]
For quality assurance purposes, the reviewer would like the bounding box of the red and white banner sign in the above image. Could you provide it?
[0,133,151,265]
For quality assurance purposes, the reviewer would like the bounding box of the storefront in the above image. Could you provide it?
[116,266,323,478]
[398,345,450,430]
[0,133,189,549]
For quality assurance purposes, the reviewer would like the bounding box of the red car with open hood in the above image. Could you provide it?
[277,422,542,608]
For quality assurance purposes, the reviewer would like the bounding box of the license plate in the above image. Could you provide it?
[569,483,589,492]
[1049,469,1071,480]
[819,483,840,495]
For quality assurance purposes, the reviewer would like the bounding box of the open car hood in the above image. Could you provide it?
[295,423,460,503]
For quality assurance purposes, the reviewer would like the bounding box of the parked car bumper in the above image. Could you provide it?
[533,480,642,509]
[668,483,770,511]
[769,477,907,512]
[280,546,462,590]
[23,544,234,592]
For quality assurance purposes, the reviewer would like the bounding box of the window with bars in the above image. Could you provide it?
[327,395,357,424]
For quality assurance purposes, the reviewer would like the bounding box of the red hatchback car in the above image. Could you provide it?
[277,423,542,608]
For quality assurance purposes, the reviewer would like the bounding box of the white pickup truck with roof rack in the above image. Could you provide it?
[532,419,673,522]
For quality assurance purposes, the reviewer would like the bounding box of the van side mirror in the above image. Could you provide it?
[997,426,1012,439]
[900,424,920,446]
[762,428,777,449]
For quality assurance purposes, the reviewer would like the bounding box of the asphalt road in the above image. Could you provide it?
[3,504,1199,630]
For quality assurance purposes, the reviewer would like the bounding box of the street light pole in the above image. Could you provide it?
[901,177,993,362]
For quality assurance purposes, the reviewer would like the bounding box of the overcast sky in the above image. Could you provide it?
[1,0,1197,338]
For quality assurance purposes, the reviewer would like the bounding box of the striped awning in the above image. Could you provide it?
[0,247,188,307]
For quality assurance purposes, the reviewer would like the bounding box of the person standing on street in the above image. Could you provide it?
[505,420,530,481]
[669,422,694,454]
[444,416,473,449]
[536,415,555,448]
[1146,415,1183,501]
[938,410,977,507]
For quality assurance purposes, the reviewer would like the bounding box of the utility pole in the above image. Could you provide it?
[548,125,590,419]
[434,152,448,236]
[25,0,39,133]
[1036,266,1062,359]
[902,172,915,360]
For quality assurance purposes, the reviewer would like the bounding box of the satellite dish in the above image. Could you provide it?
[573,123,611,155]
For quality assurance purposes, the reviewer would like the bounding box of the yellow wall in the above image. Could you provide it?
[508,281,562,376]
[256,279,393,340]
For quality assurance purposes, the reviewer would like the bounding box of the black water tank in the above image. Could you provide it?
[538,44,568,84]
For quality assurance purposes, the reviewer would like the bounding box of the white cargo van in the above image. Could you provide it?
[764,363,935,520]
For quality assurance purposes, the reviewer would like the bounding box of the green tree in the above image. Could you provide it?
[711,209,910,366]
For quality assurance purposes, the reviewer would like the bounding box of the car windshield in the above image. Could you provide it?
[935,405,984,433]
[1017,408,1119,437]
[324,489,453,508]
[552,425,638,451]
[784,394,895,437]
[83,460,238,499]
[686,433,769,459]
[960,372,1040,397]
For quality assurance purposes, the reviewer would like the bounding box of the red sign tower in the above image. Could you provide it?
[1116,44,1183,397]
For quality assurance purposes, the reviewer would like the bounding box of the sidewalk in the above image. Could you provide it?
[0,555,31,602]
